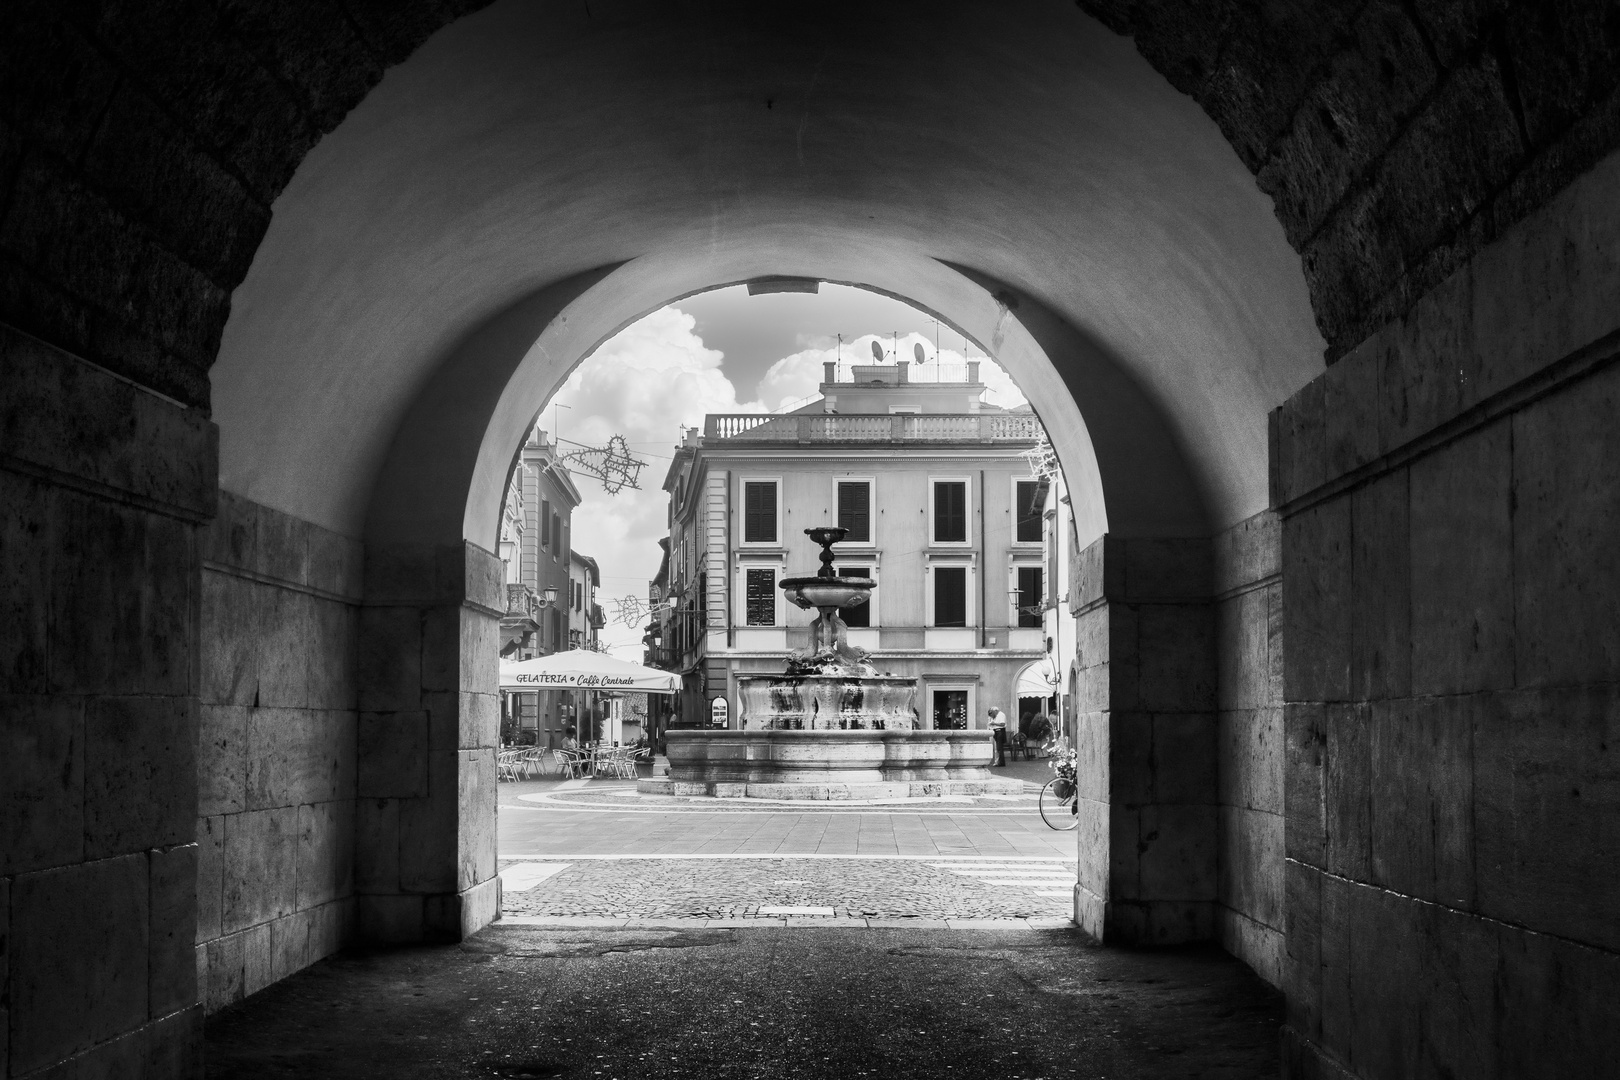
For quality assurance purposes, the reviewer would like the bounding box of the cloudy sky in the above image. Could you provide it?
[547,284,1027,655]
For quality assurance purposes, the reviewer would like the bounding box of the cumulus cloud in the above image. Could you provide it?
[543,312,1029,655]
[545,307,761,654]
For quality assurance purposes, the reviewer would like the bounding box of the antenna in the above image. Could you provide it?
[913,342,925,364]
[870,339,884,363]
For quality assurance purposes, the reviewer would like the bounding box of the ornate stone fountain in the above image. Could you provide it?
[641,528,1022,800]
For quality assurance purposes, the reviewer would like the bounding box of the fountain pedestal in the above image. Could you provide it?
[636,526,1022,801]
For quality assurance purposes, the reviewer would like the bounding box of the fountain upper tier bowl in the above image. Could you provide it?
[780,575,875,612]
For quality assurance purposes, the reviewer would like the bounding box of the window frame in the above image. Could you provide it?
[738,476,783,547]
[837,563,878,628]
[926,559,977,628]
[1012,562,1044,628]
[1011,476,1047,546]
[833,477,876,547]
[928,476,972,546]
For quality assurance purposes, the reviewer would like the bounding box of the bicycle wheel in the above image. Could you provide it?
[1039,779,1080,831]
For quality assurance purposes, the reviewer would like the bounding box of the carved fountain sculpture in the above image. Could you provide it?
[642,528,1023,800]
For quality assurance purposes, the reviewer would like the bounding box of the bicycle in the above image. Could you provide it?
[1039,744,1080,831]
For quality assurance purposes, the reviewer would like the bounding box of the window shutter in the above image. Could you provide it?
[934,566,967,627]
[837,482,870,542]
[541,500,552,546]
[933,482,966,543]
[745,568,776,625]
[744,482,777,543]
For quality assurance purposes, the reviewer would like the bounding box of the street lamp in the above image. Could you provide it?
[540,584,560,607]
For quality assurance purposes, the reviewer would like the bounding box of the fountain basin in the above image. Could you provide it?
[638,729,1026,800]
[738,673,918,731]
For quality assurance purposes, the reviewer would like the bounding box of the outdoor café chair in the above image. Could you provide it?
[518,746,547,779]
[555,749,587,779]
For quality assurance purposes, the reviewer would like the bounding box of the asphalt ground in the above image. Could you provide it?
[204,925,1283,1080]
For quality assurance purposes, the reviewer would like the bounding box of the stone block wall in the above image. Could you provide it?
[196,492,361,1014]
[1070,535,1217,944]
[1214,511,1285,987]
[356,542,503,942]
[1,325,212,1076]
[1276,151,1620,1078]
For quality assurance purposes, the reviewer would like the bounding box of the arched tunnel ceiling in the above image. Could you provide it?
[212,0,1323,539]
[2,1,1615,533]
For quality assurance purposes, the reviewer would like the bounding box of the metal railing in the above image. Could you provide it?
[703,413,1042,443]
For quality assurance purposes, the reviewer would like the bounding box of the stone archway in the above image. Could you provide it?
[3,2,1618,1078]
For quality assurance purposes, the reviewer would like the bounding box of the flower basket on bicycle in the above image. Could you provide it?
[1040,745,1080,830]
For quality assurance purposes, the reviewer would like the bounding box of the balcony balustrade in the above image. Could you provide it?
[703,412,1042,444]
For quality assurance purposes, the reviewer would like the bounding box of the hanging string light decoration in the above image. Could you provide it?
[1021,433,1060,482]
[561,434,648,494]
[612,595,647,628]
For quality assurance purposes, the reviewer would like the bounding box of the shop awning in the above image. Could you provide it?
[1015,662,1059,698]
[499,650,680,694]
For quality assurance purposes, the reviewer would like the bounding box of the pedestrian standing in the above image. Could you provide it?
[987,707,1008,767]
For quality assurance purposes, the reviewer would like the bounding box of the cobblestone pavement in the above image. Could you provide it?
[498,856,1077,920]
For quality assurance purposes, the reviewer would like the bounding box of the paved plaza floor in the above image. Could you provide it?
[205,768,1283,1078]
[495,764,1078,925]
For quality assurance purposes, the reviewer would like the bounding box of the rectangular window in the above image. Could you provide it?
[840,566,870,628]
[743,481,778,544]
[932,689,968,730]
[541,500,552,546]
[745,567,776,626]
[1017,566,1044,628]
[552,512,562,555]
[836,481,871,543]
[933,481,967,543]
[934,566,967,627]
[1015,479,1048,543]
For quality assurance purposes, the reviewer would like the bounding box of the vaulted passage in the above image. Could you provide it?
[2,2,1618,1077]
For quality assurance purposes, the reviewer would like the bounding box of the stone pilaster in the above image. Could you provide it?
[356,542,503,941]
[1070,535,1216,944]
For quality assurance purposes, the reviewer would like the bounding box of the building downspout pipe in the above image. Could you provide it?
[979,469,987,652]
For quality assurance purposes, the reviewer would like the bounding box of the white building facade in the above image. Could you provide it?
[655,361,1060,733]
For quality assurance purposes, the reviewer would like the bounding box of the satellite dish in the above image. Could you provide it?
[913,343,926,364]
[870,340,884,362]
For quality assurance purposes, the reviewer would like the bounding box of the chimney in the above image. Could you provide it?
[823,361,837,384]
[897,360,910,383]
[967,361,980,383]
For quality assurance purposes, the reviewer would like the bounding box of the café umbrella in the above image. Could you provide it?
[498,650,680,694]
